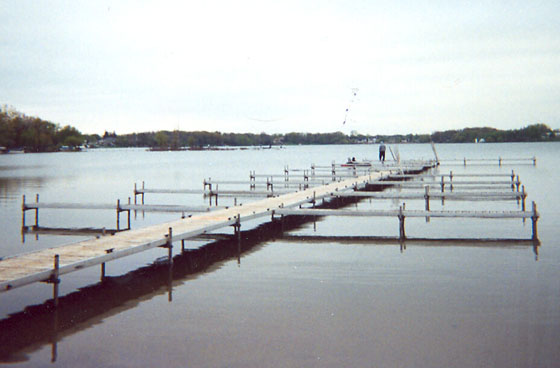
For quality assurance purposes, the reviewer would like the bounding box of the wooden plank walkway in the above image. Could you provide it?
[1,171,388,292]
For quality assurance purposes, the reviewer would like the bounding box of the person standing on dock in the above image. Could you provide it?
[379,141,386,163]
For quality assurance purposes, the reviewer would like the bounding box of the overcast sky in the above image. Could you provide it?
[1,0,559,135]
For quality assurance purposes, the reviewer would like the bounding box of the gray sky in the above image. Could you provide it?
[1,0,559,135]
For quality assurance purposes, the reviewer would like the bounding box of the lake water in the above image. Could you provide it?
[0,143,559,367]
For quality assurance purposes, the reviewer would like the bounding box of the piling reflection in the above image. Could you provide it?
[0,214,311,363]
[279,234,540,258]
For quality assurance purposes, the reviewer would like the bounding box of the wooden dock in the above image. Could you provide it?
[1,156,541,301]
[1,171,389,293]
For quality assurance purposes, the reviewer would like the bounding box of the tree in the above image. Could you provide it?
[154,131,169,147]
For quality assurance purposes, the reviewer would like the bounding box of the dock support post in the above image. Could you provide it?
[533,156,537,166]
[35,194,39,228]
[250,171,255,189]
[234,214,241,262]
[166,227,173,302]
[424,185,430,222]
[51,255,60,308]
[181,239,185,253]
[398,206,406,241]
[142,181,145,204]
[127,197,131,229]
[134,183,137,204]
[101,249,113,281]
[440,176,445,193]
[22,195,26,229]
[166,227,173,265]
[511,170,515,183]
[464,158,467,167]
[515,176,521,192]
[531,202,539,242]
[116,199,121,231]
[499,157,502,166]
[521,185,526,211]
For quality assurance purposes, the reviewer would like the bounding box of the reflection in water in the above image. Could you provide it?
[280,234,540,258]
[0,177,45,203]
[0,213,313,363]
[0,165,45,172]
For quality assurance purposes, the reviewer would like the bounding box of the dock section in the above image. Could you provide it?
[1,172,386,293]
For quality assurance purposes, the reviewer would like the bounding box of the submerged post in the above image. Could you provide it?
[52,255,60,308]
[521,185,526,211]
[398,205,405,241]
[22,194,26,228]
[116,199,121,231]
[167,227,173,265]
[35,194,39,228]
[531,201,539,242]
[424,185,430,223]
[101,248,113,281]
[166,227,173,302]
[127,197,131,229]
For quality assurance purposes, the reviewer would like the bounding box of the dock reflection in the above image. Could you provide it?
[0,215,308,363]
[280,234,540,258]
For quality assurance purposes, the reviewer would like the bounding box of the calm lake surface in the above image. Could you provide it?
[0,143,559,367]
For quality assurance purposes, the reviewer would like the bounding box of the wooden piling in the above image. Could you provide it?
[116,199,121,231]
[127,198,131,229]
[51,255,60,308]
[521,186,526,211]
[22,195,26,228]
[531,202,539,242]
[398,206,405,241]
[35,194,39,228]
[101,249,113,281]
[166,227,173,265]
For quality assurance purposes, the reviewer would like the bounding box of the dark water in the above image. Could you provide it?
[0,143,559,367]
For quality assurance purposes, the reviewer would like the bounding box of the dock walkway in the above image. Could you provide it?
[1,172,383,292]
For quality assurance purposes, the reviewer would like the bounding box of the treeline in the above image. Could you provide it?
[0,106,83,152]
[1,105,558,152]
[430,124,556,143]
[112,131,354,148]
[113,124,557,149]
